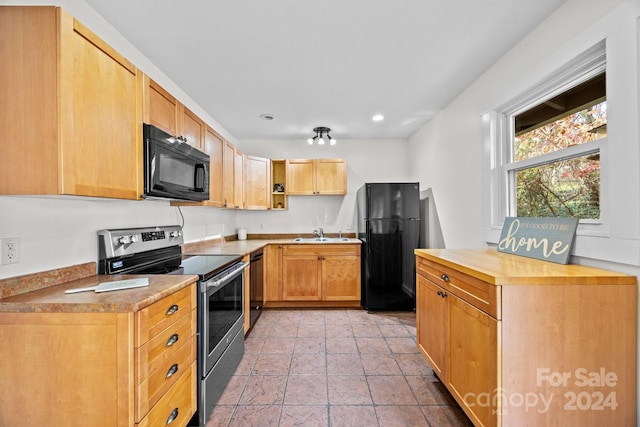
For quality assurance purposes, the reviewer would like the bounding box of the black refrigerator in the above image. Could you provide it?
[357,183,420,311]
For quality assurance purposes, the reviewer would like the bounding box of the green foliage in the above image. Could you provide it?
[514,102,605,219]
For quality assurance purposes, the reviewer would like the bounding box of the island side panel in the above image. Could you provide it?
[500,283,637,426]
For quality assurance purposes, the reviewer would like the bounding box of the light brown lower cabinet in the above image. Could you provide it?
[415,249,637,427]
[265,244,361,307]
[0,283,197,427]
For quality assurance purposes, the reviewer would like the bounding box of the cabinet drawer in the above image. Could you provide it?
[136,284,196,346]
[136,309,196,383]
[417,257,500,319]
[283,244,360,256]
[136,361,196,427]
[136,334,196,419]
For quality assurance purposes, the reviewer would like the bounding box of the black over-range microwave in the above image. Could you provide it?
[143,123,210,201]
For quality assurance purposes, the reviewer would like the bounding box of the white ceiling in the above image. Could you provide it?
[85,0,566,141]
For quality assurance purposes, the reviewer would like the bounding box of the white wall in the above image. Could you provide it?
[237,139,411,235]
[407,0,640,275]
[0,197,238,279]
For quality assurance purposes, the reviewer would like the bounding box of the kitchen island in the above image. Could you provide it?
[415,248,637,426]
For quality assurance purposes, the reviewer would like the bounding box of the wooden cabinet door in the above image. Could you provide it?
[316,159,347,195]
[59,11,141,199]
[282,255,321,301]
[1,7,59,195]
[416,275,447,379]
[264,245,283,302]
[234,148,244,209]
[286,159,315,195]
[203,126,224,207]
[145,76,178,136]
[322,254,360,300]
[0,311,134,426]
[223,140,235,208]
[447,294,498,427]
[244,155,269,210]
[180,106,204,149]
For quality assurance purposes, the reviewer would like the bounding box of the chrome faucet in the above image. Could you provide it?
[313,228,324,238]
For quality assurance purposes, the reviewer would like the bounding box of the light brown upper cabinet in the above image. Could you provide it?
[234,149,245,209]
[180,106,205,150]
[144,76,179,136]
[286,159,347,195]
[143,75,204,150]
[0,6,141,199]
[222,140,245,209]
[244,155,270,210]
[203,126,225,208]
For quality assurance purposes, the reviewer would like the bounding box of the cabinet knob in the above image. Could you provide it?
[165,363,179,379]
[165,304,179,316]
[440,273,450,282]
[166,408,179,425]
[165,333,179,347]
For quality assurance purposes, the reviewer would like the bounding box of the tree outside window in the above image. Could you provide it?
[509,72,606,219]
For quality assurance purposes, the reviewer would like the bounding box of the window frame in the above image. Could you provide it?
[483,41,610,241]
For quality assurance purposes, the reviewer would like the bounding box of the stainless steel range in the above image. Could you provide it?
[97,225,246,427]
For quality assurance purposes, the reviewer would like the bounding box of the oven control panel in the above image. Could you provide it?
[98,225,184,259]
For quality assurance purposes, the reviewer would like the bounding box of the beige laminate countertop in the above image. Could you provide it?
[183,238,361,256]
[0,237,361,313]
[415,248,637,286]
[0,274,198,313]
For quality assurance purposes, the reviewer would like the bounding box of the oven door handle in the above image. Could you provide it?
[206,262,247,289]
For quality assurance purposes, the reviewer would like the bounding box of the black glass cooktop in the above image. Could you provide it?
[179,254,243,279]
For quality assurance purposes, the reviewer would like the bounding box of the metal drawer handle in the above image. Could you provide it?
[165,363,179,379]
[166,408,179,425]
[440,273,450,282]
[165,304,179,316]
[166,333,179,347]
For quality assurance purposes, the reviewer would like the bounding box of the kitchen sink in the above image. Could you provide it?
[293,237,351,242]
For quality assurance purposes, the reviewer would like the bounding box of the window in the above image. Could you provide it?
[483,42,607,234]
[509,72,606,219]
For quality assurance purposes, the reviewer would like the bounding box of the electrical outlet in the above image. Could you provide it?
[1,238,20,265]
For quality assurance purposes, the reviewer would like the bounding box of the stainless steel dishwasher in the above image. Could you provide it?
[249,248,264,329]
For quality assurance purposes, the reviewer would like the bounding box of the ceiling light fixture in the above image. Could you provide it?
[307,126,336,146]
[372,114,384,122]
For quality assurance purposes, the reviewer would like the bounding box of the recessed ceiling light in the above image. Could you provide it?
[372,114,384,122]
[260,113,275,121]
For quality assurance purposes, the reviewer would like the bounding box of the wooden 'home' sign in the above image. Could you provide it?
[497,217,579,264]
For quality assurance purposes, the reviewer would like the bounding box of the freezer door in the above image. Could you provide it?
[363,183,420,220]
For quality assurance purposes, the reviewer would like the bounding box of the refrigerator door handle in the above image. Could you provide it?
[366,227,371,253]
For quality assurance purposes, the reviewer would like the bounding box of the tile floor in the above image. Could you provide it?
[206,309,474,427]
